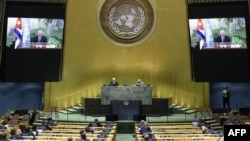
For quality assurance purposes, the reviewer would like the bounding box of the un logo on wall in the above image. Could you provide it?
[99,0,155,46]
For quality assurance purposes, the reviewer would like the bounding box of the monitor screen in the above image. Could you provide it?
[6,17,64,49]
[187,1,250,82]
[0,1,66,81]
[189,17,247,50]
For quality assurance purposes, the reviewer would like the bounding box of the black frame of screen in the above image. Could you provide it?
[0,0,4,36]
[0,1,66,82]
[187,1,250,82]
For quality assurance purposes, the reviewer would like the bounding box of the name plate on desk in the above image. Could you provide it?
[101,86,152,105]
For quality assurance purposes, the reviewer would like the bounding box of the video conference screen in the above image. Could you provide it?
[6,17,64,49]
[189,17,247,50]
[187,1,250,82]
[0,1,66,82]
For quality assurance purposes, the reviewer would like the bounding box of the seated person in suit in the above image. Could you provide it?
[143,132,154,141]
[43,117,57,131]
[67,137,73,141]
[196,118,207,128]
[138,120,146,128]
[136,79,144,86]
[29,110,38,126]
[29,125,38,135]
[1,121,11,140]
[109,77,119,86]
[142,125,154,141]
[92,119,102,127]
[214,29,231,44]
[85,123,94,134]
[10,128,24,140]
[31,30,48,44]
[79,129,89,140]
[139,122,152,135]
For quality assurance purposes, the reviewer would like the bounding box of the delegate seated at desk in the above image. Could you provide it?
[214,30,231,44]
[31,30,48,44]
[109,77,119,86]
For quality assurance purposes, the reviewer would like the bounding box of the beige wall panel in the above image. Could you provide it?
[44,0,209,111]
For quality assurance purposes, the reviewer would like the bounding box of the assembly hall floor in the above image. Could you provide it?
[37,110,214,141]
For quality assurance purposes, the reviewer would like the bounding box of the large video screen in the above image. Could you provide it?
[187,1,250,82]
[6,17,64,49]
[189,18,247,50]
[0,1,66,82]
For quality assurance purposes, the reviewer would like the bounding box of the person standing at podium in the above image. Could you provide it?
[136,79,144,86]
[109,77,119,86]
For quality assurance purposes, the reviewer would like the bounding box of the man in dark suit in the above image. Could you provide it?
[31,30,48,43]
[10,128,24,140]
[214,29,231,43]
[136,79,144,86]
[222,86,231,110]
[109,77,119,86]
[92,119,102,127]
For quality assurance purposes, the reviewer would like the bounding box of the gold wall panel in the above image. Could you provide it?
[44,0,210,111]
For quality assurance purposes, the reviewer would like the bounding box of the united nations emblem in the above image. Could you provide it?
[99,0,155,45]
[108,4,146,39]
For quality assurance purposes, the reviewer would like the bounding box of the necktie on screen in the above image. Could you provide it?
[38,37,41,43]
